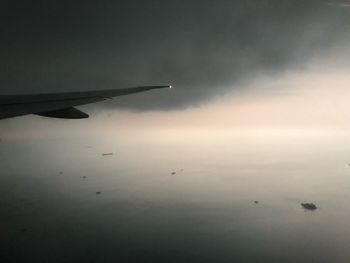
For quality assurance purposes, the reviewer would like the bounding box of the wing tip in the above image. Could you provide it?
[143,85,173,90]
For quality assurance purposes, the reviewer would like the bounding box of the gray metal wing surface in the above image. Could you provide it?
[0,85,171,119]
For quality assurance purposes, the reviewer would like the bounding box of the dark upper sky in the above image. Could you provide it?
[1,0,349,109]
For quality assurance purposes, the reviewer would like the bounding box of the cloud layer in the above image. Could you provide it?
[1,0,349,109]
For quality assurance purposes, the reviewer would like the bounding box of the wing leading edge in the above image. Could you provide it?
[0,85,171,120]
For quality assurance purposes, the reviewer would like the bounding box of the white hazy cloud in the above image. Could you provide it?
[2,67,350,142]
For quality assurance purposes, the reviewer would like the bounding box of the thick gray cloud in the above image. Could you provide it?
[1,0,349,109]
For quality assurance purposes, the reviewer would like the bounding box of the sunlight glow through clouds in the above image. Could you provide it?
[98,69,350,131]
[1,69,350,141]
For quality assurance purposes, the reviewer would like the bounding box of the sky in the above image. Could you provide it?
[1,0,350,112]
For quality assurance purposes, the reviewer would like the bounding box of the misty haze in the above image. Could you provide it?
[2,1,350,262]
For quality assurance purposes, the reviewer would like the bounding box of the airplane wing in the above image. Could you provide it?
[0,85,171,120]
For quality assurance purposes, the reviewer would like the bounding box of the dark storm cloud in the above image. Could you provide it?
[1,0,349,109]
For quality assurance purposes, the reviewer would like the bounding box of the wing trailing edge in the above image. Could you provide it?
[35,107,89,119]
